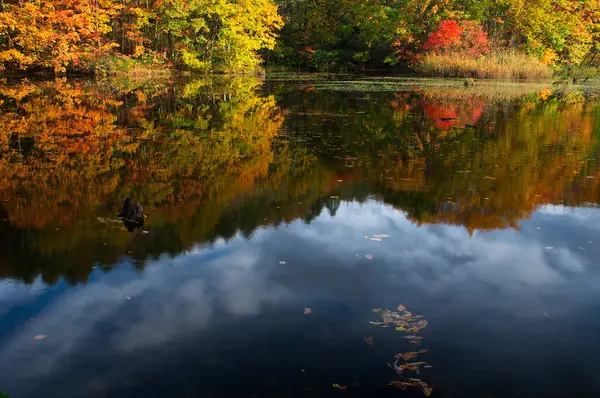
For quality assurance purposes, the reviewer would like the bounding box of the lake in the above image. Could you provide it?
[1,75,600,398]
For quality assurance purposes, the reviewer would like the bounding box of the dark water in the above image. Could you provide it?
[1,76,600,398]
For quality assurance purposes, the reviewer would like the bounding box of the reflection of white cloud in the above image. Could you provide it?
[538,204,574,215]
[0,281,22,303]
[0,245,291,382]
[114,250,290,352]
[0,278,47,317]
[537,204,600,228]
[0,200,595,394]
[285,201,589,294]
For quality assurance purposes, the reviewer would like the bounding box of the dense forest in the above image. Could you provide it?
[1,0,600,75]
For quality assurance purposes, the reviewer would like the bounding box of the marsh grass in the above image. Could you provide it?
[416,51,553,79]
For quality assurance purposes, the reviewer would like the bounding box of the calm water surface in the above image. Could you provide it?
[1,76,600,397]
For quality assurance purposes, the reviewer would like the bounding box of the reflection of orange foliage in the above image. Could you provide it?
[0,76,283,243]
[0,80,134,229]
[0,77,302,284]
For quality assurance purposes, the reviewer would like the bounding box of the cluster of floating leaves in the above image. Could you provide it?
[370,305,429,334]
[370,305,433,397]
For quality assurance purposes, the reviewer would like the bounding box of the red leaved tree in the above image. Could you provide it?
[422,20,463,53]
[461,21,490,57]
[422,20,490,58]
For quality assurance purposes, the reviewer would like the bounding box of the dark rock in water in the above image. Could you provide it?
[119,198,144,232]
[9,133,35,156]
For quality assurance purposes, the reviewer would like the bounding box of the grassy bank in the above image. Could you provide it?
[416,51,553,79]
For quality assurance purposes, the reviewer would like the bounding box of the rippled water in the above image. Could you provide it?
[1,76,600,398]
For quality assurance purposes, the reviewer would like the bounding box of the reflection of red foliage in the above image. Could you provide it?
[421,102,458,129]
[421,97,485,130]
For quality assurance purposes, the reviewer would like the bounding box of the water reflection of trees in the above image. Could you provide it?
[0,79,599,284]
[0,77,294,284]
[282,87,600,232]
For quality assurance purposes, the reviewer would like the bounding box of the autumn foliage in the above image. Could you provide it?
[423,20,490,58]
[0,0,283,73]
[422,20,464,53]
[2,0,600,73]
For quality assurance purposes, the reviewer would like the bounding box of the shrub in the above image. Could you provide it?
[422,20,490,58]
[422,20,464,53]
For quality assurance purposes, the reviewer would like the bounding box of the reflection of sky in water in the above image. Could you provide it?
[2,201,600,397]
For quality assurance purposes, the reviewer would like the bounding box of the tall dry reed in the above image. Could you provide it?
[416,51,552,79]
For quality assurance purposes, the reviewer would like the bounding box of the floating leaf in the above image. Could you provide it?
[416,380,433,397]
[393,362,404,375]
[279,260,286,264]
[404,335,418,340]
[363,336,375,346]
[389,381,416,390]
[396,351,418,360]
[395,326,406,331]
[406,362,427,367]
[424,365,433,368]
[373,234,391,239]
[33,334,46,340]
[303,308,312,315]
[332,384,347,390]
[400,362,427,373]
